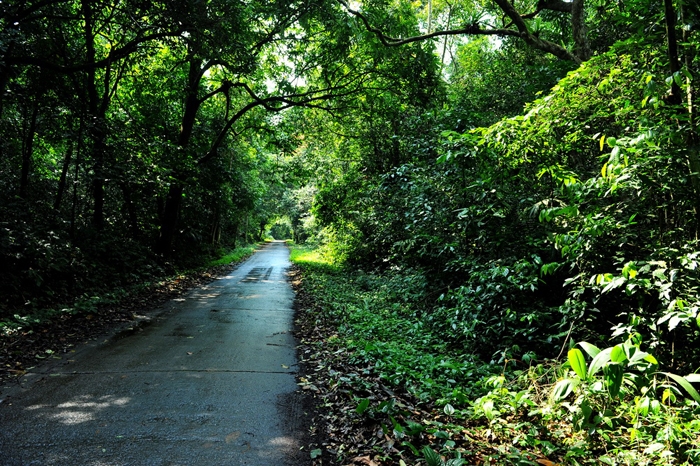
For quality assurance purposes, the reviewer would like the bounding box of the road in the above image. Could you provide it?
[0,241,305,465]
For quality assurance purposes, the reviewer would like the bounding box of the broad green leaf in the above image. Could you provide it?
[588,347,613,378]
[644,354,659,365]
[568,348,587,380]
[356,398,370,415]
[610,345,627,363]
[401,442,419,456]
[551,378,576,401]
[650,399,661,415]
[644,443,665,454]
[578,341,601,358]
[669,315,682,331]
[630,427,639,441]
[604,364,624,398]
[422,446,443,466]
[661,372,700,403]
[482,400,495,420]
[628,350,651,364]
[637,396,650,416]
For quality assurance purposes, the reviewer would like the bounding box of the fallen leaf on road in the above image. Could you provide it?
[225,431,241,443]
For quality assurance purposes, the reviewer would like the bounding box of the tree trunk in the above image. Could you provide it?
[679,2,700,236]
[82,0,109,230]
[91,172,105,229]
[19,99,39,198]
[156,57,203,255]
[664,0,682,105]
[121,182,140,239]
[680,2,696,131]
[157,183,184,254]
[571,0,591,61]
[54,140,73,211]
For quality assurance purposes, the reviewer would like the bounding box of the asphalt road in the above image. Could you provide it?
[0,241,304,466]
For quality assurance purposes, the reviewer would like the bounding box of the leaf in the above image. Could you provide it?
[599,135,605,151]
[668,315,682,331]
[568,348,587,380]
[482,400,495,420]
[587,347,613,378]
[650,399,661,415]
[225,431,240,443]
[604,364,624,398]
[637,396,650,416]
[551,379,576,401]
[356,398,370,415]
[610,345,627,363]
[310,448,323,459]
[578,341,601,358]
[422,446,444,466]
[644,443,665,454]
[401,441,420,456]
[661,372,700,403]
[443,403,455,415]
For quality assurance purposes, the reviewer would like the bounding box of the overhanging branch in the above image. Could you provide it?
[337,0,582,63]
[198,80,366,165]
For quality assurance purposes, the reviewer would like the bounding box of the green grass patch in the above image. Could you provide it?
[208,245,256,267]
[289,243,339,273]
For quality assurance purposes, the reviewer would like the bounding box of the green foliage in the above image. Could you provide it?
[296,249,700,464]
[207,246,256,267]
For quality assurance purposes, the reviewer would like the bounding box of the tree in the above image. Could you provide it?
[337,0,591,63]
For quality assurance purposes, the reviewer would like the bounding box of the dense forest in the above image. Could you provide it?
[2,0,700,464]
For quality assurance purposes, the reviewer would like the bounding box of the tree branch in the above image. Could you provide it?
[6,29,187,74]
[199,81,365,165]
[337,0,581,63]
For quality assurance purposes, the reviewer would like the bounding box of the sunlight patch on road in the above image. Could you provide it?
[26,395,132,425]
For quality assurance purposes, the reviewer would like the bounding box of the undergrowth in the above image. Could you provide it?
[291,244,700,465]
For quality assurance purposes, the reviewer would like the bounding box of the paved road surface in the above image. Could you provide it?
[0,241,304,465]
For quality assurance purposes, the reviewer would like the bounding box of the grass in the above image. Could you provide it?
[208,244,256,267]
[289,243,339,273]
